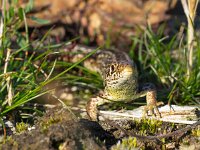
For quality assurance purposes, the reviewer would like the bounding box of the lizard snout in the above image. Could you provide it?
[122,64,135,76]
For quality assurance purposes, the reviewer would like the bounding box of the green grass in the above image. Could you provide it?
[0,0,101,125]
[129,25,200,105]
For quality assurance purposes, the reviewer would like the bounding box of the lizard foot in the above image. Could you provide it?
[86,97,99,121]
[143,89,162,118]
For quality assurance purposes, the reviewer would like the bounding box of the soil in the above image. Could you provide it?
[1,107,117,150]
[1,106,199,150]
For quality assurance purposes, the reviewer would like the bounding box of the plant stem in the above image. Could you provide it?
[181,0,199,79]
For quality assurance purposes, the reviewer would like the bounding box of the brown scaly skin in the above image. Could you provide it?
[70,45,162,121]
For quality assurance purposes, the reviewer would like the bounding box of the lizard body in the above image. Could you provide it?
[68,45,161,120]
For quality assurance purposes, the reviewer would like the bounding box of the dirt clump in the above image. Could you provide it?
[1,107,116,150]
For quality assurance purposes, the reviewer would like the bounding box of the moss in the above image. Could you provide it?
[40,116,63,132]
[135,118,163,135]
[192,127,200,137]
[111,137,139,150]
[16,122,29,133]
[0,136,18,149]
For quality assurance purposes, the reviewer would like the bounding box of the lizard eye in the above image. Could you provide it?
[110,64,115,72]
[108,64,115,76]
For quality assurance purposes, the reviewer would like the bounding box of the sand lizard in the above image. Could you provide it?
[67,45,161,121]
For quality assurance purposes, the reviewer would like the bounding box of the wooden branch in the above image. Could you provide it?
[98,105,199,124]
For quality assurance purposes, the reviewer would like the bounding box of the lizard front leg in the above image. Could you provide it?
[86,95,109,121]
[143,89,162,118]
[128,83,162,118]
[140,83,162,118]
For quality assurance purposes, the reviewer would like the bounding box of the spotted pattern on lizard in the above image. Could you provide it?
[67,45,161,121]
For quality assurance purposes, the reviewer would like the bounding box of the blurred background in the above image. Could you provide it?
[5,0,186,50]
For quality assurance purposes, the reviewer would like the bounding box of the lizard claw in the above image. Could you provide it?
[143,104,162,118]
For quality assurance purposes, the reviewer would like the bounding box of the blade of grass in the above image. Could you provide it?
[1,89,54,115]
[45,47,101,85]
[1,46,100,115]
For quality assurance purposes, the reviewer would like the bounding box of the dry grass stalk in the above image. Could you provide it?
[0,0,5,47]
[4,48,13,106]
[0,1,13,106]
[181,0,199,78]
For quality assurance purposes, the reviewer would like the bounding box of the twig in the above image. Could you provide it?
[50,93,78,121]
[101,114,200,143]
[101,115,162,143]
[0,117,6,139]
[157,120,200,139]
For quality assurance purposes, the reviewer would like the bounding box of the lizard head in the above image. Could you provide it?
[105,61,138,85]
[103,61,138,100]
